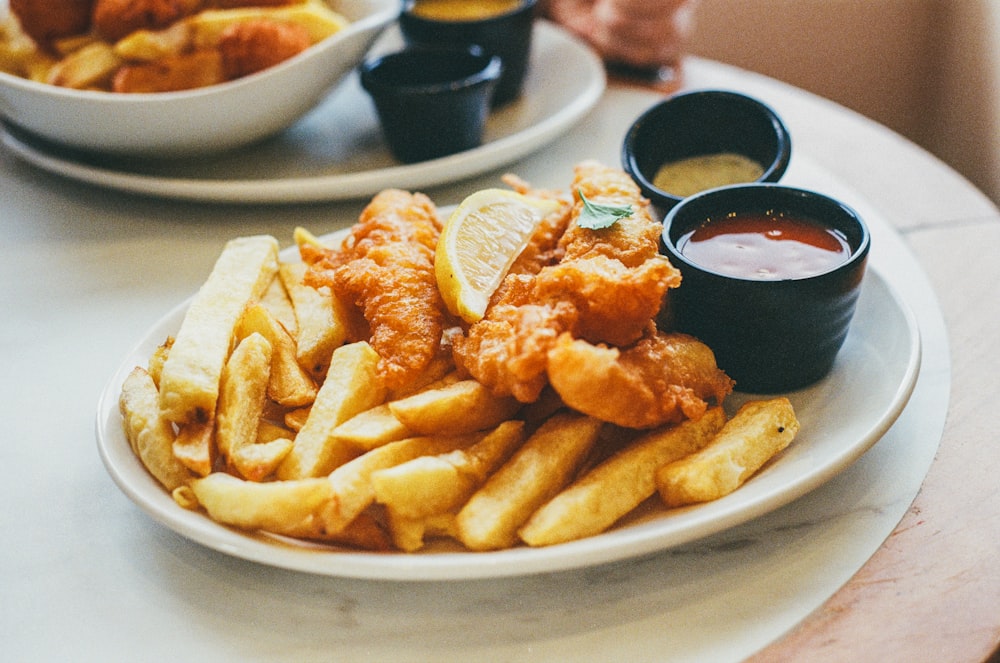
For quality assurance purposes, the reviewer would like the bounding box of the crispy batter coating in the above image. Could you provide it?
[454,160,683,406]
[304,189,450,392]
[547,329,735,429]
[92,0,203,42]
[218,18,312,79]
[9,0,95,47]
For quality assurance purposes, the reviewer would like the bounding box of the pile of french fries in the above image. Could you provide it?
[0,0,348,92]
[119,230,801,553]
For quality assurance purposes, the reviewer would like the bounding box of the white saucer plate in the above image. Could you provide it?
[3,22,605,203]
[96,232,920,580]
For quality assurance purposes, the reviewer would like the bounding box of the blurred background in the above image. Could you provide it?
[689,0,1000,206]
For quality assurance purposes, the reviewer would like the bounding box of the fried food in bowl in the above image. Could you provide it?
[0,0,398,157]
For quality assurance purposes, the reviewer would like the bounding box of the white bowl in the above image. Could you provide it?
[0,0,398,158]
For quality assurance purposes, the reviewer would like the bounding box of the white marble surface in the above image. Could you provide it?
[0,63,950,661]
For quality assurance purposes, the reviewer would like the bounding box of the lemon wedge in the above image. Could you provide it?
[436,188,561,323]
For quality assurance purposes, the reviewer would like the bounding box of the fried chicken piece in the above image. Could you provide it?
[9,0,94,48]
[112,48,225,93]
[304,189,449,392]
[218,18,312,79]
[92,0,203,42]
[546,329,735,429]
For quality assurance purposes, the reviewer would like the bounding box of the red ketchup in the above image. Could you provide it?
[676,212,851,280]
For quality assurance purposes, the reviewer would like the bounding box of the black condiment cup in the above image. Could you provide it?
[623,89,792,217]
[359,45,501,163]
[659,183,870,393]
[399,0,537,106]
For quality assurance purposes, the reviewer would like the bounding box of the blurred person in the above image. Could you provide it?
[539,0,698,82]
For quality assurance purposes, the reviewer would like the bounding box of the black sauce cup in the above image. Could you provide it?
[660,184,871,393]
[399,0,536,106]
[623,90,792,217]
[359,45,501,163]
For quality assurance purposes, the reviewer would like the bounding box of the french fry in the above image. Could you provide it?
[320,433,478,534]
[279,262,351,380]
[519,408,727,546]
[158,235,279,424]
[112,22,192,62]
[372,420,525,519]
[260,272,298,336]
[184,472,334,537]
[146,337,173,388]
[385,510,456,553]
[283,406,310,432]
[388,379,521,435]
[215,332,272,463]
[45,40,121,89]
[330,403,411,451]
[187,2,349,47]
[276,341,386,480]
[172,421,215,477]
[230,437,294,482]
[119,367,193,491]
[656,398,800,507]
[455,413,602,551]
[236,303,317,407]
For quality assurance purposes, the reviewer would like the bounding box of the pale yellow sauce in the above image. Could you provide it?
[652,152,765,197]
[410,0,523,21]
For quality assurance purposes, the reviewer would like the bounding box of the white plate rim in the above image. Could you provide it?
[2,21,606,204]
[95,232,921,581]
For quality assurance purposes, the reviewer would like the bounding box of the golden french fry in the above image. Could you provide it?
[236,303,317,407]
[656,398,800,507]
[159,235,279,424]
[385,353,458,400]
[385,510,456,552]
[520,408,727,546]
[388,379,521,435]
[146,337,173,388]
[279,262,351,380]
[46,40,120,89]
[172,421,215,477]
[455,413,602,551]
[113,22,192,61]
[372,420,525,519]
[257,419,294,444]
[260,272,298,337]
[284,406,310,432]
[215,332,272,463]
[277,341,386,479]
[320,434,478,534]
[330,403,411,451]
[185,472,334,537]
[119,367,193,491]
[230,437,294,482]
[187,2,349,47]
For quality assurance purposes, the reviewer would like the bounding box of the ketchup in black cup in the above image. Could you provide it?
[659,183,870,393]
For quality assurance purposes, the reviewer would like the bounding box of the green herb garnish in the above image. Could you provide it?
[577,190,633,229]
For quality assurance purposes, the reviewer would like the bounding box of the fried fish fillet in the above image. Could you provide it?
[304,189,450,392]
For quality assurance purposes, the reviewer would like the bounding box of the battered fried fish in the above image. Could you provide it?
[9,0,94,47]
[547,329,735,429]
[304,189,450,392]
[454,161,682,405]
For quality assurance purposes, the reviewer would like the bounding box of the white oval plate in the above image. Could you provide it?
[2,22,605,203]
[96,231,921,581]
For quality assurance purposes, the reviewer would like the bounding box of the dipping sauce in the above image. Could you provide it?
[410,0,523,20]
[676,212,851,279]
[653,152,765,197]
